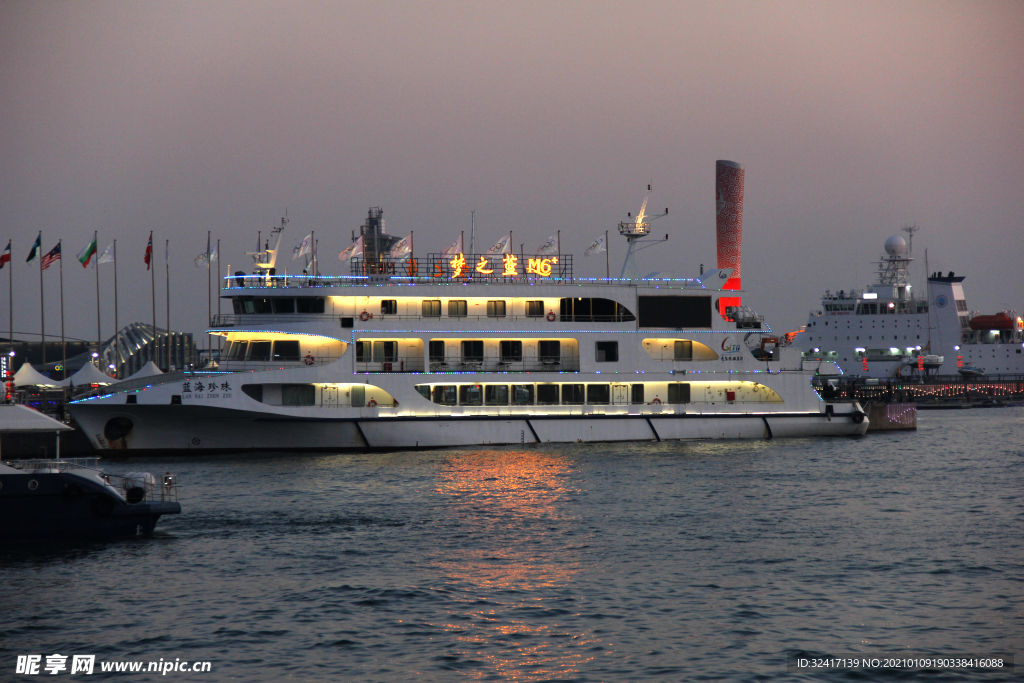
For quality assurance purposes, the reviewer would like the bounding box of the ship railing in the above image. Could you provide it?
[211,313,637,326]
[353,354,581,373]
[215,357,343,371]
[218,275,702,290]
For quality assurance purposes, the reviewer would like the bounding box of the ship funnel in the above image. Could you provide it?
[715,160,744,319]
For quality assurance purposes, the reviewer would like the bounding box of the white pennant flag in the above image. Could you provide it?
[584,234,607,256]
[292,234,312,260]
[486,234,511,255]
[441,234,463,256]
[98,243,115,264]
[338,236,364,262]
[195,243,217,268]
[389,234,412,260]
[536,236,558,255]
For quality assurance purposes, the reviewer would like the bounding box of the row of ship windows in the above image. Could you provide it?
[807,335,922,342]
[417,383,693,406]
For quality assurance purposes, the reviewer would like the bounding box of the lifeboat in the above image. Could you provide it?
[969,312,1013,331]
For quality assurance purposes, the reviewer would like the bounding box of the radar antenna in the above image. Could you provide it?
[617,184,669,279]
[902,223,919,255]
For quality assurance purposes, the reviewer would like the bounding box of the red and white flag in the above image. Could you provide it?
[144,232,153,270]
[0,240,10,269]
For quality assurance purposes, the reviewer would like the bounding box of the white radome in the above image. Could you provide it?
[884,235,907,257]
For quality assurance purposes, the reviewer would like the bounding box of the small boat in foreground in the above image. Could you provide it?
[0,458,181,543]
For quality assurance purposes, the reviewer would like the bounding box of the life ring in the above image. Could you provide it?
[652,397,662,405]
[546,311,556,322]
[359,311,370,321]
[367,399,377,408]
[304,354,315,366]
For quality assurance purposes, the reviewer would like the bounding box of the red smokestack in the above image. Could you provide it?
[715,160,744,318]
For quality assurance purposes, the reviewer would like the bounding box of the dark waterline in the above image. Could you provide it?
[2,408,1021,681]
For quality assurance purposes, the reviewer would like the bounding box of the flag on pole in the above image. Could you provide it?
[26,233,41,264]
[0,240,10,269]
[584,234,607,257]
[389,234,412,260]
[194,239,217,267]
[486,234,511,255]
[209,241,218,263]
[98,243,115,264]
[292,234,312,260]
[536,236,558,255]
[144,232,153,270]
[441,234,463,256]
[76,235,98,267]
[338,236,364,262]
[41,243,61,270]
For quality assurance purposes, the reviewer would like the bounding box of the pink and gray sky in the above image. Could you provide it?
[2,0,1022,342]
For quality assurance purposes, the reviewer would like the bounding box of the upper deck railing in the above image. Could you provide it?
[221,273,705,291]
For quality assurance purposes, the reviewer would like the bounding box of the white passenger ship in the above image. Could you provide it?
[70,172,870,453]
[796,233,1024,378]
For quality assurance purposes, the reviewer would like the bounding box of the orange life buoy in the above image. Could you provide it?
[652,397,662,405]
[367,399,377,408]
[546,311,556,322]
[304,354,315,365]
[359,311,370,321]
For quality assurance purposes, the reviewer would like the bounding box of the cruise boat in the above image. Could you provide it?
[795,232,1024,378]
[68,162,869,453]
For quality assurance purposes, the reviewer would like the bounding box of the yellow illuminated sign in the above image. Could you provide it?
[502,253,519,277]
[449,253,467,278]
[527,257,558,277]
[475,256,493,274]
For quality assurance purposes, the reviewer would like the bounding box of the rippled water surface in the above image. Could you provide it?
[3,408,1022,681]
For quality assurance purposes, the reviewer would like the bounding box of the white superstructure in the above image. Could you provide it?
[796,235,1024,378]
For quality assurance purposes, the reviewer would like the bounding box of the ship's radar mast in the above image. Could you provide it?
[876,234,912,286]
[617,184,668,278]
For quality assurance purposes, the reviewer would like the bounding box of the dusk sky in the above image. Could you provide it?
[2,0,1022,345]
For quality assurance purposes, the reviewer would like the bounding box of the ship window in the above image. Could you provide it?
[668,383,691,404]
[538,340,561,364]
[485,385,509,405]
[595,341,618,362]
[631,384,645,404]
[282,384,315,406]
[461,340,484,362]
[562,384,585,405]
[249,341,272,361]
[559,298,635,322]
[272,298,295,314]
[272,340,301,361]
[537,384,559,405]
[487,300,506,318]
[356,341,369,362]
[351,385,364,407]
[296,297,325,313]
[500,340,522,362]
[241,385,263,402]
[250,298,272,314]
[638,296,712,328]
[232,298,244,314]
[586,384,610,405]
[459,384,483,406]
[526,301,544,317]
[380,300,397,315]
[372,341,398,363]
[674,340,693,360]
[416,385,431,400]
[229,341,248,360]
[512,384,534,405]
[448,300,468,317]
[432,385,457,405]
[429,340,445,362]
[422,300,441,317]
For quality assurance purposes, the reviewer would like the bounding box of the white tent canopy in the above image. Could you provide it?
[123,361,163,382]
[0,404,73,432]
[61,362,114,387]
[13,363,59,388]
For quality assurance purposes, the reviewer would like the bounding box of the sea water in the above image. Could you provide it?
[2,408,1021,681]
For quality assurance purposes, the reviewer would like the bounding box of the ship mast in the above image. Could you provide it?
[617,184,668,279]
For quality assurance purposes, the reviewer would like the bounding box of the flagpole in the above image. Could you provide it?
[310,230,315,277]
[59,241,65,381]
[39,231,45,368]
[165,239,170,371]
[605,229,609,280]
[557,230,561,282]
[216,238,221,356]
[410,231,415,277]
[207,231,211,364]
[113,240,119,379]
[151,233,156,343]
[94,231,101,358]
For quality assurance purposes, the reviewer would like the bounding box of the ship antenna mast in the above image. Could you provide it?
[902,223,919,255]
[617,183,669,279]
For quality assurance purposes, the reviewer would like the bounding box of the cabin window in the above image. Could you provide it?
[461,340,484,363]
[500,340,523,362]
[537,384,559,405]
[559,298,635,322]
[229,341,248,360]
[429,340,445,362]
[232,299,243,314]
[561,384,585,405]
[487,300,506,318]
[249,341,272,361]
[512,384,534,405]
[485,385,509,405]
[356,341,369,362]
[272,298,295,314]
[351,385,365,407]
[459,384,483,406]
[538,340,561,364]
[638,296,712,328]
[372,341,398,363]
[282,384,315,406]
[432,385,457,405]
[631,384,645,404]
[416,385,431,400]
[525,300,544,317]
[296,297,325,313]
[422,300,441,317]
[595,341,618,362]
[380,300,397,315]
[448,300,468,317]
[668,383,691,404]
[587,384,610,405]
[241,385,263,402]
[251,298,272,314]
[674,340,693,360]
[272,340,301,361]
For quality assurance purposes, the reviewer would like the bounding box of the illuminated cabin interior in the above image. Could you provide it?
[642,339,720,361]
[413,380,782,406]
[240,382,397,407]
[217,332,347,367]
[353,337,581,373]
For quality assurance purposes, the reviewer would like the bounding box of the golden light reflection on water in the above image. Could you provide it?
[428,450,605,681]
